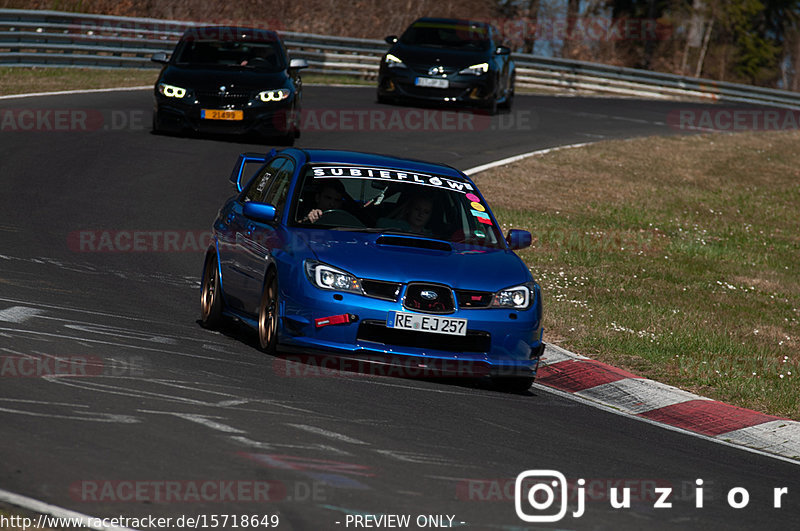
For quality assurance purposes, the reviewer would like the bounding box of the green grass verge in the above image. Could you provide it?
[475,132,800,419]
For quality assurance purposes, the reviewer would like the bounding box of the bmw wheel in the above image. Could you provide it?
[258,270,279,354]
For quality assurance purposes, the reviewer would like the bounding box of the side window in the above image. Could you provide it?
[243,158,288,203]
[262,159,295,219]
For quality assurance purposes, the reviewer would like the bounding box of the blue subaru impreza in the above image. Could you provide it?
[201,148,543,391]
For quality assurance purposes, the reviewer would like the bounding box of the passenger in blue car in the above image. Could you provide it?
[378,194,434,235]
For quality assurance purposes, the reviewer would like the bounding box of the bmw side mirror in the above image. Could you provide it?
[289,58,309,70]
[385,35,398,44]
[151,52,168,64]
[495,45,511,55]
[506,229,532,250]
[243,202,277,224]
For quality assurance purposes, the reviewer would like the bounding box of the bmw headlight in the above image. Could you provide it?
[258,89,290,102]
[384,53,407,69]
[157,83,188,98]
[459,62,489,76]
[305,261,362,294]
[492,282,535,309]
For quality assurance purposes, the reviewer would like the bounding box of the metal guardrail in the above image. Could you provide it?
[2,8,800,109]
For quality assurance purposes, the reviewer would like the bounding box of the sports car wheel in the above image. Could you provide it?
[258,270,279,355]
[200,251,223,328]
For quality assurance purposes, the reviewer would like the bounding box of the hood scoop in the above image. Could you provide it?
[376,235,452,252]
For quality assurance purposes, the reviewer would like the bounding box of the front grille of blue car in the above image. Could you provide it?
[403,283,455,313]
[361,279,401,301]
[357,320,491,353]
[455,290,493,308]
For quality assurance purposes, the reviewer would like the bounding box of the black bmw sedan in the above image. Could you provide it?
[151,26,308,143]
[377,18,515,114]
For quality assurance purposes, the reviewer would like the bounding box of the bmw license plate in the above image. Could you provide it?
[388,311,467,336]
[415,77,449,89]
[201,109,243,121]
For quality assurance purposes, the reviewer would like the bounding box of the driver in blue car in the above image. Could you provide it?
[301,180,346,223]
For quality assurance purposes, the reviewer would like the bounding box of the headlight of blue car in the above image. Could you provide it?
[492,282,536,310]
[305,261,362,293]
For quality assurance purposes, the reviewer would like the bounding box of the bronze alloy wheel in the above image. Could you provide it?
[258,271,278,354]
[200,252,223,327]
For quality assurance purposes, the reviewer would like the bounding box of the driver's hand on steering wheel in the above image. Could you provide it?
[306,208,323,223]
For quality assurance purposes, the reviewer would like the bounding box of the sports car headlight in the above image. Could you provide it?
[492,283,534,309]
[459,62,489,76]
[157,83,187,98]
[258,89,290,102]
[384,54,407,69]
[305,261,362,293]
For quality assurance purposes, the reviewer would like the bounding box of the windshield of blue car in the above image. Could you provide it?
[173,40,287,71]
[400,22,491,50]
[292,166,506,249]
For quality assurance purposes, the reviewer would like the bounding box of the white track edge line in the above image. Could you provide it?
[0,86,151,100]
[463,142,595,175]
[0,488,137,530]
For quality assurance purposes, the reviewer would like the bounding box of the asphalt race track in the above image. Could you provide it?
[1,86,798,530]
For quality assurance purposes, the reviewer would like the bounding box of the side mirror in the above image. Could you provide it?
[151,52,168,64]
[506,229,531,250]
[495,45,511,56]
[289,58,309,70]
[243,202,277,224]
[385,35,398,45]
[229,150,274,192]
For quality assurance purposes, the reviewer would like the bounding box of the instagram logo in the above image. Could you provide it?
[514,470,570,522]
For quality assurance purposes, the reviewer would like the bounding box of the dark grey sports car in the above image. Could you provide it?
[151,26,308,143]
[377,18,515,114]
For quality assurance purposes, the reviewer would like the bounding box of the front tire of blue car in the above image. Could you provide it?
[200,251,223,329]
[258,270,279,355]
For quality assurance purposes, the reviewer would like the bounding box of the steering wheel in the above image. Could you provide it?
[315,209,365,227]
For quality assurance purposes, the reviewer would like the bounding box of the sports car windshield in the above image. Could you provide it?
[173,39,287,71]
[292,165,506,249]
[400,21,490,50]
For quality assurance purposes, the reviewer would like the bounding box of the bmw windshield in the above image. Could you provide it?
[173,39,287,72]
[291,165,506,249]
